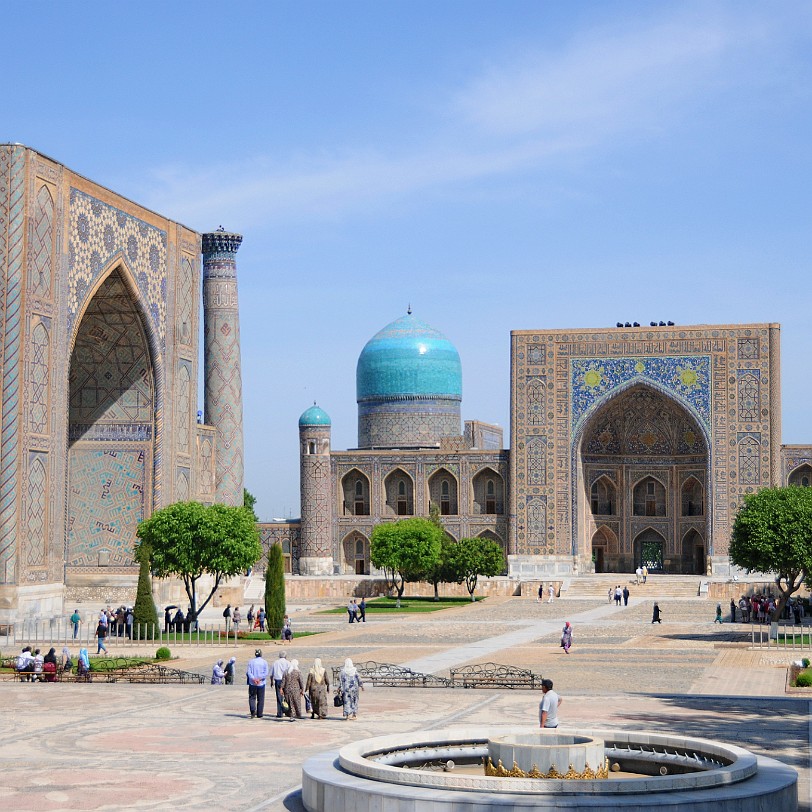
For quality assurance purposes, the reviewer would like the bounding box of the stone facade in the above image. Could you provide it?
[0,145,236,620]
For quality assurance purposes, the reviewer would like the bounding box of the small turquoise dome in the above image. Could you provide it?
[299,404,331,427]
[357,313,462,401]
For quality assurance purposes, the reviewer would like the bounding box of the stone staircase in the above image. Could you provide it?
[563,574,703,599]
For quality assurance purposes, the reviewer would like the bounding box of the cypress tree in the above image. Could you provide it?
[265,542,286,639]
[133,547,159,639]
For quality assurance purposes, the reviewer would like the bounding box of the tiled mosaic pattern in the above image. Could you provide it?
[299,426,332,559]
[68,189,167,347]
[67,449,147,566]
[29,321,50,434]
[30,185,54,298]
[24,453,47,569]
[358,400,461,449]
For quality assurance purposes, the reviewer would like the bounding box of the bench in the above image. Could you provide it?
[450,662,543,690]
[331,661,452,689]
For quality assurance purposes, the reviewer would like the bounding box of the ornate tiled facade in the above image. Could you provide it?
[510,325,782,576]
[0,145,235,619]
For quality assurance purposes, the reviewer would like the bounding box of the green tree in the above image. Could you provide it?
[453,536,505,601]
[731,486,812,621]
[422,503,456,601]
[244,488,259,522]
[370,517,443,607]
[265,542,286,639]
[132,543,159,639]
[136,501,262,623]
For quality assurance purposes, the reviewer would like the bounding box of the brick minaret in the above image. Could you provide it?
[202,230,245,506]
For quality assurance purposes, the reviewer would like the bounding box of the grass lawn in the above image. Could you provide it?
[320,596,482,615]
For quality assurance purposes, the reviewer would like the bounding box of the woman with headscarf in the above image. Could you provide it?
[61,647,73,674]
[42,647,58,682]
[282,658,305,720]
[77,648,91,681]
[339,658,363,720]
[211,659,225,685]
[305,658,331,719]
[224,657,236,685]
[560,622,573,654]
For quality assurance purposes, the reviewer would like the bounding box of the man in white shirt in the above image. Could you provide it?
[539,678,562,729]
[245,649,270,718]
[271,651,290,718]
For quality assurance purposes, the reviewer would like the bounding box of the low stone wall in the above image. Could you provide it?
[282,576,521,601]
[707,582,811,600]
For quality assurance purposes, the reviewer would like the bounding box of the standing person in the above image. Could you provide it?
[125,608,134,639]
[614,586,622,606]
[306,658,331,719]
[729,598,737,624]
[247,604,255,631]
[608,587,613,603]
[258,607,266,632]
[232,607,241,635]
[548,584,555,604]
[211,659,225,685]
[70,609,81,639]
[651,602,662,623]
[642,565,648,583]
[96,619,109,654]
[222,603,232,632]
[635,566,642,585]
[164,607,171,634]
[347,599,357,623]
[271,651,290,718]
[224,657,236,685]
[622,586,630,606]
[537,584,543,603]
[282,659,306,720]
[339,658,364,720]
[560,622,573,654]
[714,603,724,623]
[246,649,270,719]
[539,678,562,729]
[358,597,366,622]
[282,615,293,641]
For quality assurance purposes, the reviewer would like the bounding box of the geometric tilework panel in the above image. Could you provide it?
[25,455,47,568]
[176,363,190,455]
[176,257,194,346]
[526,436,546,485]
[69,269,154,441]
[29,321,50,434]
[68,189,166,347]
[737,371,760,422]
[176,468,189,501]
[737,433,761,487]
[358,402,461,449]
[31,185,54,298]
[301,457,331,557]
[67,448,147,566]
[571,356,711,434]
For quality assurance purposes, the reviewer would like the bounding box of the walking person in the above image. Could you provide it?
[537,584,543,603]
[548,584,555,603]
[651,602,662,623]
[714,603,724,623]
[96,619,109,654]
[729,598,737,624]
[222,603,232,632]
[560,621,573,654]
[211,659,225,685]
[271,651,290,718]
[642,565,648,583]
[358,597,366,622]
[232,606,241,635]
[614,586,622,606]
[635,566,642,585]
[347,599,357,623]
[282,615,293,641]
[339,658,364,720]
[246,648,270,719]
[258,607,266,632]
[247,604,255,631]
[70,609,81,639]
[282,659,306,720]
[539,678,562,728]
[622,586,630,606]
[306,658,331,719]
[224,657,236,685]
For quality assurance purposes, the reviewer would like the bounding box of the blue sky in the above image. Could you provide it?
[5,1,811,519]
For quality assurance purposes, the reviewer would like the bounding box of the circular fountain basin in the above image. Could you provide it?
[488,731,606,778]
[301,725,798,811]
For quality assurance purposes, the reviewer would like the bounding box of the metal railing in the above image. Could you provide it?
[751,620,811,650]
[1,619,248,650]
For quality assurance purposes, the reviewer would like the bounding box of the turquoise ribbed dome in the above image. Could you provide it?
[356,313,462,401]
[299,404,331,427]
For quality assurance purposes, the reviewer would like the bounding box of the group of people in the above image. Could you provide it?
[536,584,556,603]
[90,606,134,651]
[239,650,364,721]
[609,585,630,606]
[15,646,87,681]
[347,598,366,623]
[221,604,268,634]
[635,566,649,584]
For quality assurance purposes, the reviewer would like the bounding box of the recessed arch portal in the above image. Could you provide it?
[578,382,708,574]
[342,531,370,575]
[788,464,812,488]
[67,266,156,567]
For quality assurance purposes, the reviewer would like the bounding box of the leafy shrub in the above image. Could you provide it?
[156,646,171,661]
[803,658,810,669]
[794,670,812,688]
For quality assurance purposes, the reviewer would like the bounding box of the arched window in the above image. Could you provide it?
[428,469,458,516]
[590,477,616,516]
[472,469,504,515]
[681,477,704,516]
[789,464,812,488]
[384,470,413,516]
[342,471,370,516]
[633,477,666,517]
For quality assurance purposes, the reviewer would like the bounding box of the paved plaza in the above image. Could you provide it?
[2,595,810,810]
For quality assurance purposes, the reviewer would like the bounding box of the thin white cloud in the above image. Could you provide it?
[138,4,809,230]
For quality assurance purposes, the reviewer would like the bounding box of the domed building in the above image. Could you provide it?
[294,311,509,576]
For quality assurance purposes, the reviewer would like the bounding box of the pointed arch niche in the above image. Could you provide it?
[342,531,370,575]
[578,382,708,573]
[67,267,156,567]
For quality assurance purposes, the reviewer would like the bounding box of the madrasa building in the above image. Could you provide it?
[290,315,812,582]
[0,145,246,622]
